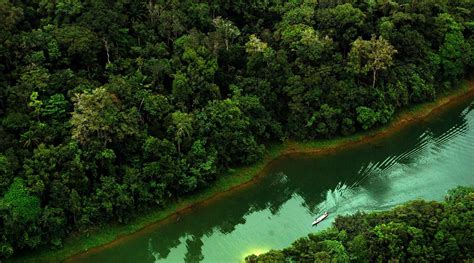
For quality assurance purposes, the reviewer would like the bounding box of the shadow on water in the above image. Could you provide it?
[74,100,474,263]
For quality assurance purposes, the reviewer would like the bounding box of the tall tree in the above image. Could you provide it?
[348,35,397,89]
[212,16,240,51]
[70,87,138,147]
[170,111,193,154]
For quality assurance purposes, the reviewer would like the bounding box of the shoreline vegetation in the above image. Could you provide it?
[14,80,474,263]
[244,186,474,262]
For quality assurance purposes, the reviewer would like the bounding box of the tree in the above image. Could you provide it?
[38,0,83,24]
[435,13,467,82]
[348,35,397,89]
[306,104,342,138]
[0,154,13,194]
[0,1,23,33]
[172,33,220,109]
[245,34,268,54]
[70,87,139,147]
[356,106,378,130]
[0,178,42,258]
[186,140,217,187]
[315,3,365,52]
[69,189,81,224]
[170,111,193,154]
[196,98,264,167]
[147,0,186,43]
[0,0,23,79]
[1,178,41,224]
[246,250,285,262]
[41,94,69,120]
[53,25,101,68]
[212,16,240,51]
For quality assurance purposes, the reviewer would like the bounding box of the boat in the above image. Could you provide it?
[312,212,328,226]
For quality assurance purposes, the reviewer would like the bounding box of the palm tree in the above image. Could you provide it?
[172,111,193,154]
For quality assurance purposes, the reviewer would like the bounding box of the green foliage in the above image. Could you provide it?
[245,250,285,263]
[170,111,194,153]
[247,187,474,262]
[348,35,397,88]
[245,34,268,54]
[71,87,139,147]
[196,98,264,167]
[1,178,41,223]
[0,178,42,258]
[212,16,240,51]
[0,154,12,194]
[42,94,68,119]
[307,104,342,137]
[0,0,471,259]
[356,106,378,130]
[53,25,100,66]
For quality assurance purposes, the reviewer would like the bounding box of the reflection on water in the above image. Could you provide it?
[73,100,474,263]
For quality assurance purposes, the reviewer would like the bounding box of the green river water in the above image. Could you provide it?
[71,97,474,263]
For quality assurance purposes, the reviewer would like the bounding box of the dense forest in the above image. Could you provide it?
[245,187,474,262]
[0,0,473,258]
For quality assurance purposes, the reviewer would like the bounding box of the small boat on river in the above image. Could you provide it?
[312,212,328,226]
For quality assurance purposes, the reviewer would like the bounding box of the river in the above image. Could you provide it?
[70,97,474,263]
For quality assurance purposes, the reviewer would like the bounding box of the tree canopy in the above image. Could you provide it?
[0,0,472,259]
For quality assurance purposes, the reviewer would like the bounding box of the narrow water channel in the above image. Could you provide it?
[71,98,474,263]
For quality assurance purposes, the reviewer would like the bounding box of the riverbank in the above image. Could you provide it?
[12,80,474,263]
